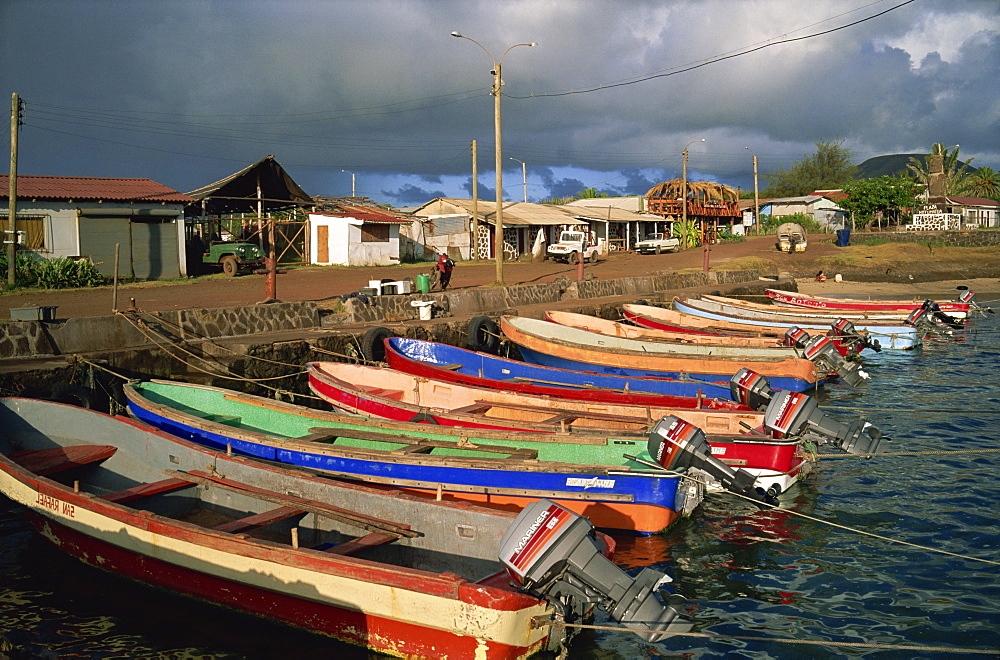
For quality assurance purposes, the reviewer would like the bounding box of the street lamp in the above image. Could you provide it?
[509,157,527,203]
[341,170,356,197]
[745,147,759,236]
[451,31,536,285]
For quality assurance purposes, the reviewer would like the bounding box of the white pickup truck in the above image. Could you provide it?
[547,230,599,263]
[634,232,681,254]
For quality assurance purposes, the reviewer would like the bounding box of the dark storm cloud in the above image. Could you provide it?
[3,0,997,205]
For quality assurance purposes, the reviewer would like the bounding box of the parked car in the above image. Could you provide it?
[547,231,599,263]
[635,233,681,254]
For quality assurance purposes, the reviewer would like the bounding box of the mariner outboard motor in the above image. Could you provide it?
[500,499,691,643]
[729,368,882,455]
[783,326,811,348]
[831,318,881,353]
[802,334,869,387]
[647,416,777,507]
[959,289,993,316]
[921,300,963,328]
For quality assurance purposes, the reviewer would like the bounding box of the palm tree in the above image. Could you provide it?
[959,166,1000,201]
[907,143,973,196]
[573,187,610,200]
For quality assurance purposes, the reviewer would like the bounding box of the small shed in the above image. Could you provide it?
[308,202,412,266]
[0,174,193,279]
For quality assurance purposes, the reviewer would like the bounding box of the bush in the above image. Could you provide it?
[0,253,106,291]
[758,213,824,234]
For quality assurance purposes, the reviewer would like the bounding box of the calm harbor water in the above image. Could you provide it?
[1,302,998,658]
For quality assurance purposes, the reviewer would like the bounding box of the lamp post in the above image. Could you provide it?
[509,157,527,203]
[341,170,356,197]
[451,31,536,285]
[745,147,759,236]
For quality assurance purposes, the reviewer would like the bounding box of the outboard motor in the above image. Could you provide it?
[922,300,963,328]
[783,326,811,348]
[729,367,775,411]
[647,415,777,506]
[730,369,882,454]
[766,389,882,455]
[831,318,880,353]
[802,335,869,387]
[500,499,691,643]
[905,307,952,334]
[958,290,992,316]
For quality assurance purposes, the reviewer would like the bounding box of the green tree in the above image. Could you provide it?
[762,140,858,197]
[837,175,921,231]
[571,187,611,200]
[906,143,972,196]
[959,166,1000,201]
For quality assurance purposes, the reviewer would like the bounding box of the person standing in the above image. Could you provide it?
[436,252,455,290]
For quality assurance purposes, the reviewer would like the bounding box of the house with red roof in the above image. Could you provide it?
[308,198,412,266]
[1,175,193,279]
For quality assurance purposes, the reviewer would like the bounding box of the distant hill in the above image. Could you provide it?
[857,154,978,179]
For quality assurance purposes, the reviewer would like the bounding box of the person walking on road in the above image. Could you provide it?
[436,252,455,290]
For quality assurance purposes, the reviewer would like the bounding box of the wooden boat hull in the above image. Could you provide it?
[307,361,768,435]
[384,336,741,406]
[673,298,922,350]
[622,303,859,357]
[765,288,971,318]
[124,379,700,534]
[501,316,823,392]
[0,398,559,658]
[702,294,923,320]
[545,310,806,358]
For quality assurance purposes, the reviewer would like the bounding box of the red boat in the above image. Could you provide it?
[765,288,975,318]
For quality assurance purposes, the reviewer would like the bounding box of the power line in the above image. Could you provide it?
[508,0,918,99]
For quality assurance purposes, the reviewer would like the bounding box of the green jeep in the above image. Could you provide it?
[202,241,265,276]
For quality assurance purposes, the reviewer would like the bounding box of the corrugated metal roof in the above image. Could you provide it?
[311,207,410,224]
[948,196,1000,207]
[0,174,193,203]
[412,198,586,226]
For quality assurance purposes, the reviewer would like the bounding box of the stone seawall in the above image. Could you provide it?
[849,229,1000,247]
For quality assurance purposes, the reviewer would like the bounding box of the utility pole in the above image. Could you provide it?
[7,93,21,288]
[746,147,759,236]
[471,139,479,260]
[451,32,535,285]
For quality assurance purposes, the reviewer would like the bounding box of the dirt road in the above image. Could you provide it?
[1,234,996,319]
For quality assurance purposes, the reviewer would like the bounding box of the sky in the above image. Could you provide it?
[2,0,998,207]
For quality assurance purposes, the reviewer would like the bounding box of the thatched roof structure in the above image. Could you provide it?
[645,179,738,201]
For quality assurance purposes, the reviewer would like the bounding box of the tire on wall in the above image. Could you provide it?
[409,412,439,424]
[49,383,95,410]
[466,315,501,354]
[360,326,393,363]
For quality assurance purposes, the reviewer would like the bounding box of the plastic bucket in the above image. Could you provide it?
[416,273,430,293]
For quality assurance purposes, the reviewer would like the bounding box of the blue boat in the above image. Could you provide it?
[500,316,823,392]
[384,336,740,404]
[122,378,714,534]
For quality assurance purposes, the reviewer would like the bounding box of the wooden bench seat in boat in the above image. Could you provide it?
[315,532,399,556]
[101,477,197,503]
[304,427,538,459]
[9,445,117,477]
[469,400,654,426]
[358,387,405,401]
[212,505,304,534]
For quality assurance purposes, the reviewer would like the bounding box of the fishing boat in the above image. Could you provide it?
[701,293,934,321]
[1,397,697,656]
[543,310,867,386]
[384,336,742,406]
[672,297,923,350]
[124,379,809,532]
[306,361,767,434]
[622,303,872,356]
[766,288,976,318]
[500,316,824,392]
